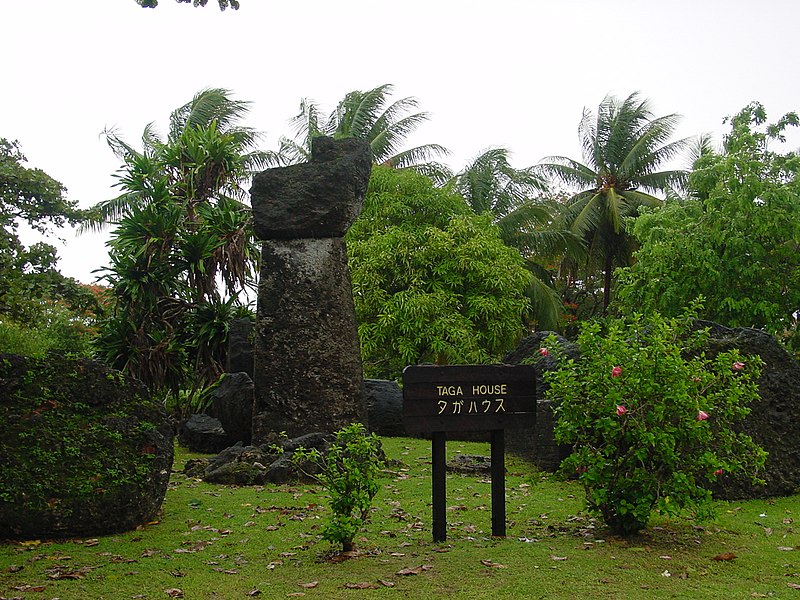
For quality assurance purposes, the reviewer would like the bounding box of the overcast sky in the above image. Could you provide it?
[3,0,800,284]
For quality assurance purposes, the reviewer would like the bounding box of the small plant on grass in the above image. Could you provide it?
[293,422,384,552]
[542,304,767,535]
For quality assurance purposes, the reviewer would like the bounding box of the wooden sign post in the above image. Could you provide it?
[402,364,536,542]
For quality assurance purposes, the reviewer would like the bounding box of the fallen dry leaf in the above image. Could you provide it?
[480,560,507,569]
[397,564,433,576]
[344,582,379,589]
[550,555,568,561]
[788,583,800,590]
[13,585,47,592]
[246,589,261,596]
[778,547,795,551]
[299,582,318,589]
[379,580,396,587]
[110,555,137,564]
[712,552,737,561]
[46,565,97,580]
[164,588,184,598]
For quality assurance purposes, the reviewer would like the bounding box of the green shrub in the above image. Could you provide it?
[0,300,95,358]
[293,423,384,552]
[0,320,52,357]
[543,306,767,535]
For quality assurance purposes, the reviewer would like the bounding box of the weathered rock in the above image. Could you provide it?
[251,136,372,239]
[211,372,253,445]
[447,454,493,475]
[698,322,800,499]
[191,434,331,486]
[250,137,371,442]
[226,318,254,377]
[503,332,578,471]
[0,354,173,539]
[282,432,330,454]
[178,414,232,454]
[364,379,406,437]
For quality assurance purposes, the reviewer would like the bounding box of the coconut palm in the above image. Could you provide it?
[449,147,585,330]
[539,92,689,313]
[269,84,451,183]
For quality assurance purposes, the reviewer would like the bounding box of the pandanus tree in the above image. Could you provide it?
[448,147,584,329]
[269,83,451,183]
[539,92,689,314]
[87,88,268,392]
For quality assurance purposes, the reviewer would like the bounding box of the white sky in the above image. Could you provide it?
[3,0,800,284]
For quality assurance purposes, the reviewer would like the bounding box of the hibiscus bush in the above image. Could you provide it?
[544,306,767,535]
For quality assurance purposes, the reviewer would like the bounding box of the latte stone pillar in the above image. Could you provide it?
[249,136,372,443]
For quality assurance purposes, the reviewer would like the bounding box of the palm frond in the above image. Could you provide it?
[169,88,251,143]
[538,157,598,189]
[381,144,450,170]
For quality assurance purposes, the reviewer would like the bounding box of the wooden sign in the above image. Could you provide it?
[402,364,536,432]
[402,364,536,542]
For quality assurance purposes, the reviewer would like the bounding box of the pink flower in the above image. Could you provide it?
[538,347,549,357]
[575,465,588,474]
[714,468,724,476]
[732,361,745,371]
[611,366,623,378]
[697,410,709,421]
[616,405,627,416]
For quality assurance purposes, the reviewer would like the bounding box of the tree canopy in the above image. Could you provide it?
[347,167,531,380]
[0,138,100,355]
[540,92,689,314]
[616,102,800,348]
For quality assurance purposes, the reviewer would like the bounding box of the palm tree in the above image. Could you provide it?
[448,147,585,330]
[269,84,451,183]
[539,92,689,314]
[89,88,264,391]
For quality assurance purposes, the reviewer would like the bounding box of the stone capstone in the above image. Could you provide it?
[250,137,371,443]
[251,136,372,239]
[0,354,173,539]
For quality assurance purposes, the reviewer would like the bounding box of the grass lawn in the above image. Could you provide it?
[1,436,799,599]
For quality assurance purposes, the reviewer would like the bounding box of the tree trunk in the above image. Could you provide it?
[602,253,613,315]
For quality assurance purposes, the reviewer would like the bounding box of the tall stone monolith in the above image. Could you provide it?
[249,136,372,443]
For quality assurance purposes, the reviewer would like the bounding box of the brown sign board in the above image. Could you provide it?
[402,364,536,433]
